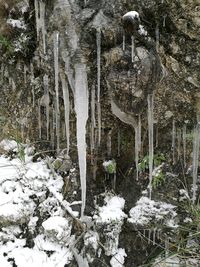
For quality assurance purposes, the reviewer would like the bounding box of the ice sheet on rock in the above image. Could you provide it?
[128,197,178,227]
[94,196,127,224]
[110,248,127,267]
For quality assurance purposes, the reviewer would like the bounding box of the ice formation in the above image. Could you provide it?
[97,28,101,146]
[74,63,89,219]
[61,74,70,155]
[192,122,200,203]
[147,94,154,198]
[53,31,60,154]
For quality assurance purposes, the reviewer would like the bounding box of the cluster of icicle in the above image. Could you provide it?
[34,0,89,219]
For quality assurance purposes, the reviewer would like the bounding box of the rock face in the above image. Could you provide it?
[0,0,199,266]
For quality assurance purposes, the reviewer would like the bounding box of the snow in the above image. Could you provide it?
[123,11,139,19]
[94,196,126,224]
[42,216,71,243]
[128,197,178,227]
[110,248,127,267]
[7,19,26,29]
[0,139,18,152]
[138,24,147,36]
[0,140,74,266]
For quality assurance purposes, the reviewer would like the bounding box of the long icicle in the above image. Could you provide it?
[192,122,200,203]
[147,94,154,198]
[131,35,135,62]
[172,119,176,165]
[43,74,49,140]
[97,27,101,146]
[53,31,60,154]
[61,74,70,155]
[39,1,46,54]
[74,63,89,219]
[182,124,187,168]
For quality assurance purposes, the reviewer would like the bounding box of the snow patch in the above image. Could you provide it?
[110,248,127,267]
[128,197,178,227]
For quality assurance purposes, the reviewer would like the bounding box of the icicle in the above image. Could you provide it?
[51,105,55,150]
[38,99,42,139]
[123,33,125,51]
[135,125,139,180]
[34,0,39,39]
[107,129,112,157]
[61,74,70,155]
[117,130,121,157]
[24,65,27,84]
[131,35,135,62]
[172,119,176,165]
[91,86,96,128]
[39,1,46,54]
[163,15,167,27]
[192,122,200,203]
[177,129,181,160]
[113,172,116,190]
[30,63,35,107]
[96,27,101,146]
[90,86,96,157]
[164,235,169,257]
[148,229,151,244]
[155,24,159,53]
[183,124,187,168]
[74,63,89,219]
[138,115,142,153]
[147,94,154,198]
[53,31,60,154]
[155,124,159,148]
[11,78,16,91]
[153,228,156,245]
[43,74,50,140]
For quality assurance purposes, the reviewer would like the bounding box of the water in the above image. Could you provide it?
[192,122,200,203]
[147,94,154,198]
[53,31,60,154]
[97,28,101,146]
[74,63,89,219]
[61,74,70,155]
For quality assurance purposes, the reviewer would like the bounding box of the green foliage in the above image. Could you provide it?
[104,160,116,174]
[152,170,165,189]
[138,153,165,172]
[0,35,13,54]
